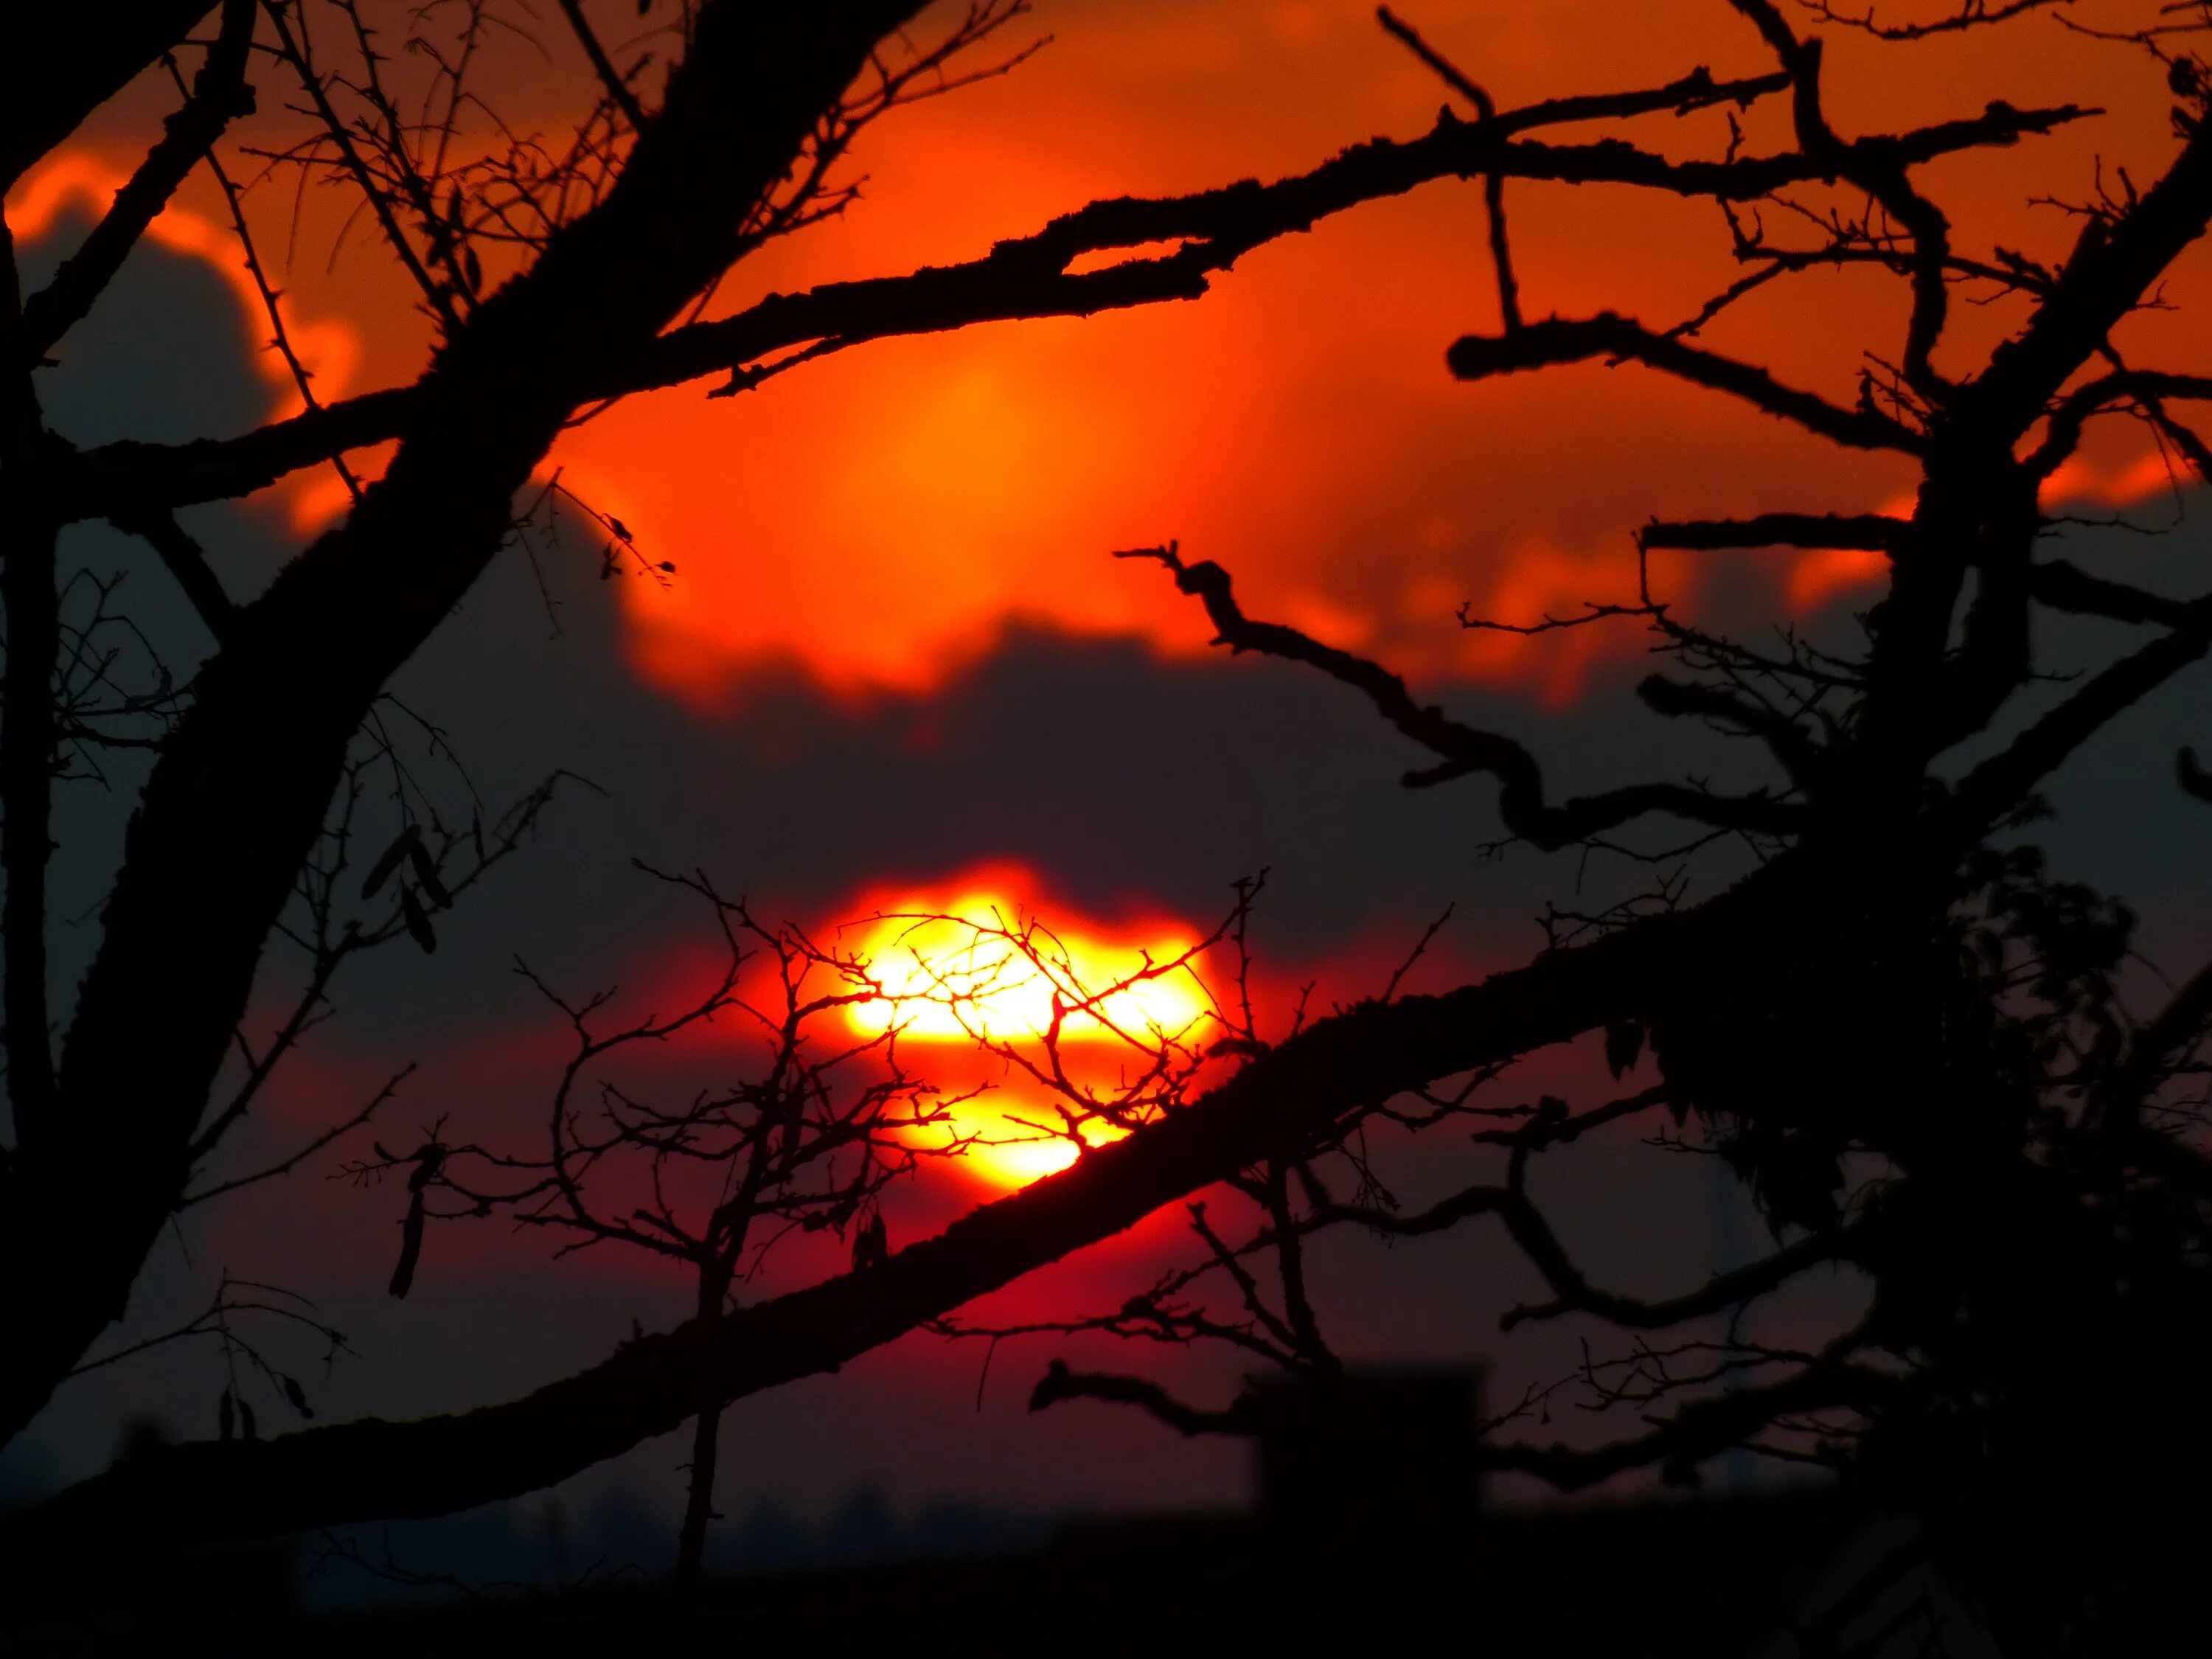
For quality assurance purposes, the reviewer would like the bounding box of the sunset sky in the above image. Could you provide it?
[9,0,2211,1559]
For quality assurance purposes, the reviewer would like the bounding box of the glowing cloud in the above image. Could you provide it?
[9,152,364,531]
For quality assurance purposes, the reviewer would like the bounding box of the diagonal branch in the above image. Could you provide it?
[57,72,2096,521]
[1971,122,2212,442]
[1950,596,2212,831]
[1378,6,1521,332]
[554,0,649,133]
[2026,558,2196,627]
[1448,313,1925,452]
[1118,543,1804,848]
[0,889,1722,1585]
[1029,1360,1260,1436]
[1640,512,1907,552]
[0,3,218,192]
[109,508,237,644]
[17,0,257,361]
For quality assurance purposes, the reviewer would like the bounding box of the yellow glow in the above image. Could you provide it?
[952,1110,1126,1187]
[838,875,1215,1189]
[844,894,1211,1048]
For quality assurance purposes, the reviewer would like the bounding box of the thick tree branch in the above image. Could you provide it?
[1,898,1713,1582]
[0,3,218,192]
[1970,122,2212,442]
[1640,512,1907,552]
[1,0,936,1447]
[1950,597,2212,831]
[109,508,237,644]
[555,0,649,133]
[1448,313,1924,452]
[17,0,257,361]
[2026,557,2196,627]
[58,74,2095,521]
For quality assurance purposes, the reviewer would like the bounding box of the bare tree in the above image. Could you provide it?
[347,867,981,1590]
[4,2,2208,1650]
[947,5,2212,1649]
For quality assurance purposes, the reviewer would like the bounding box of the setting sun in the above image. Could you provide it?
[838,871,1215,1186]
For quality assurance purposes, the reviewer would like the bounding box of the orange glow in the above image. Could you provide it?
[6,155,362,414]
[1787,453,2192,615]
[9,153,366,530]
[541,1,2203,709]
[1787,545,1893,616]
[29,8,2211,706]
[837,864,1215,1189]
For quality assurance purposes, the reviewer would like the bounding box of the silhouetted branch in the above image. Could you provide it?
[1475,1337,1891,1490]
[1969,119,2212,439]
[180,1065,414,1209]
[2031,368,2212,476]
[1448,313,1924,451]
[555,0,649,132]
[2,888,1711,1575]
[1641,512,1907,552]
[1028,1360,1260,1436]
[1951,597,2212,830]
[109,508,237,644]
[0,4,215,192]
[17,0,257,360]
[2026,557,2197,625]
[1378,7,1522,331]
[57,64,2098,520]
[1119,542,1804,847]
[1801,0,2073,40]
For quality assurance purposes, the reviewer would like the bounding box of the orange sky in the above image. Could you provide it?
[18,0,2202,713]
[15,0,2208,1192]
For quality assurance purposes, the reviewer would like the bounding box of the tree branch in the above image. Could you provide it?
[57,72,2095,521]
[1119,543,1803,848]
[1,886,1722,1582]
[1447,313,1925,453]
[1028,1360,1260,1436]
[17,0,257,361]
[1950,597,2212,831]
[1,0,939,1448]
[1640,512,1907,552]
[0,3,218,192]
[1971,122,2212,442]
[2026,557,2196,627]
[109,508,237,644]
[555,0,648,133]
